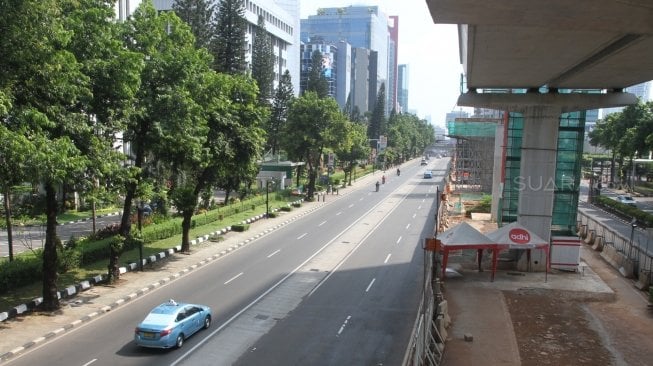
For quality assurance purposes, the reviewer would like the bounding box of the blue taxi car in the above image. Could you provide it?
[134,300,212,349]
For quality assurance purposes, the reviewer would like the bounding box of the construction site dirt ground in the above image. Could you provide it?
[439,218,653,366]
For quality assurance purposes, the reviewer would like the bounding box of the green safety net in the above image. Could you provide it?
[447,121,497,137]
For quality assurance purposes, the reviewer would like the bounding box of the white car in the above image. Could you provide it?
[616,195,636,206]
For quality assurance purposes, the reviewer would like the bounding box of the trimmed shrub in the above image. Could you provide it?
[231,223,250,232]
[280,206,292,212]
[0,255,43,293]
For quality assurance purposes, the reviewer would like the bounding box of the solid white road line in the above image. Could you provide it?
[224,272,243,285]
[365,278,376,292]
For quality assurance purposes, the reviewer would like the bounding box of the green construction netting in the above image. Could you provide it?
[447,121,497,137]
[498,111,585,235]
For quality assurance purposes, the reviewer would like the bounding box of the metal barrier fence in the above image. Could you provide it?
[402,185,448,366]
[577,209,653,287]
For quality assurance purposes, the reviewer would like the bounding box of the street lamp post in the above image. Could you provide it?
[137,201,144,271]
[629,217,637,260]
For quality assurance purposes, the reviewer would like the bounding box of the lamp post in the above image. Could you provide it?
[629,217,637,260]
[137,200,144,271]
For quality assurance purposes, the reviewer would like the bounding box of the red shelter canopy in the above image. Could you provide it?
[437,222,502,281]
[485,222,550,281]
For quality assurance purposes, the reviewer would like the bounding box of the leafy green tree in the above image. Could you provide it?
[251,15,275,105]
[306,50,329,98]
[115,2,210,278]
[282,92,348,199]
[268,70,294,155]
[64,0,143,236]
[333,122,368,186]
[0,124,35,262]
[1,0,97,310]
[590,102,653,184]
[173,0,216,50]
[212,0,248,74]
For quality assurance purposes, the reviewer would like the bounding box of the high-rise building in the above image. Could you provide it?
[397,64,408,113]
[299,40,352,109]
[149,0,300,95]
[388,16,399,112]
[115,0,140,21]
[301,6,393,114]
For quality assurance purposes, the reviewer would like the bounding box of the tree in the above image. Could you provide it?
[251,15,275,105]
[306,50,329,98]
[212,0,248,74]
[589,102,653,184]
[0,0,98,310]
[268,70,294,155]
[173,0,216,50]
[0,124,35,262]
[64,0,143,236]
[114,2,209,280]
[282,92,348,199]
[368,82,386,141]
[333,122,368,186]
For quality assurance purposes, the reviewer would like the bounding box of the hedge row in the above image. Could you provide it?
[594,195,653,227]
[0,196,268,294]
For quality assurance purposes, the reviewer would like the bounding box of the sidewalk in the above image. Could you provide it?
[0,172,384,362]
[439,246,614,366]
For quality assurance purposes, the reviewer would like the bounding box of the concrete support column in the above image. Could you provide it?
[490,117,506,222]
[517,106,561,270]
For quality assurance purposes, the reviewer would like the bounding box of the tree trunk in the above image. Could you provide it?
[307,168,317,200]
[3,189,13,261]
[181,209,193,253]
[91,199,97,234]
[41,182,60,311]
[108,183,135,283]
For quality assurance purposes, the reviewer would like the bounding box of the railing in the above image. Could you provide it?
[402,184,449,366]
[577,209,653,287]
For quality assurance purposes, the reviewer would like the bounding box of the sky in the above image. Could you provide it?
[300,0,465,128]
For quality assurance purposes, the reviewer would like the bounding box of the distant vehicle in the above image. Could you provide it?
[616,195,637,206]
[134,300,212,349]
[423,170,433,179]
[420,159,428,166]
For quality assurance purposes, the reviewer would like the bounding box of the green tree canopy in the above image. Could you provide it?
[173,0,216,50]
[268,70,294,155]
[212,0,248,74]
[251,15,275,105]
[306,50,329,98]
[282,92,348,198]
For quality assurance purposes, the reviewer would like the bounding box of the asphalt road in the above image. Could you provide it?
[0,213,121,257]
[4,159,448,366]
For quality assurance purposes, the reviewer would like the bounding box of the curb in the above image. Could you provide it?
[0,199,328,361]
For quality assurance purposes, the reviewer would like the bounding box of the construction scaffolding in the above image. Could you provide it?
[447,118,499,193]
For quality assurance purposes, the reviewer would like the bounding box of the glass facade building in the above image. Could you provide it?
[301,6,390,113]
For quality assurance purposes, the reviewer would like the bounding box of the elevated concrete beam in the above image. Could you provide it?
[457,92,638,113]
